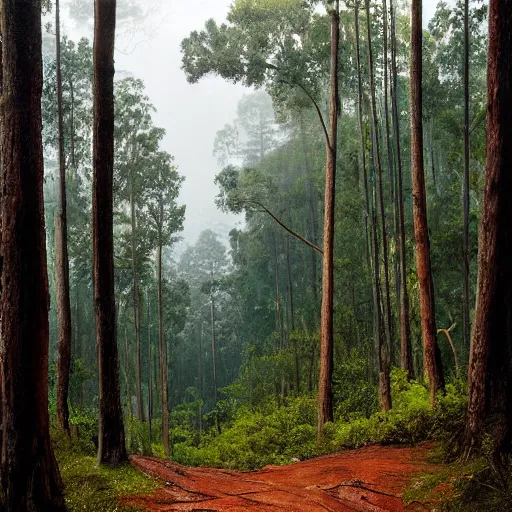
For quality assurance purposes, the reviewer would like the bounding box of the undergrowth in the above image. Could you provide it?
[405,441,512,511]
[52,412,158,512]
[170,369,467,470]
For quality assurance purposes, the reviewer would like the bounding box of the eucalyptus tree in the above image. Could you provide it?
[364,0,392,411]
[93,0,128,466]
[114,77,162,423]
[145,151,185,456]
[464,0,512,456]
[389,0,413,379]
[54,0,73,435]
[410,0,445,404]
[0,0,66,507]
[194,231,230,414]
[317,0,340,434]
[181,1,343,431]
[42,35,95,416]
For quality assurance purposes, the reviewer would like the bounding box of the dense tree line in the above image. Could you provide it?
[0,0,511,508]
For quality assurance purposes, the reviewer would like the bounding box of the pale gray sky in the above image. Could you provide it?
[62,0,445,245]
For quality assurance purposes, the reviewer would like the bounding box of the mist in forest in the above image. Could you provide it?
[5,0,512,510]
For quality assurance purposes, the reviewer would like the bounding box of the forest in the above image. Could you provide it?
[0,0,511,510]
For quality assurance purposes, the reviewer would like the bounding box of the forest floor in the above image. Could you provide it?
[123,443,441,511]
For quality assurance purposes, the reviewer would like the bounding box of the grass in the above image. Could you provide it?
[54,430,159,512]
[403,444,512,511]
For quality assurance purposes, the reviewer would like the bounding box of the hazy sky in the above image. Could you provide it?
[63,0,446,245]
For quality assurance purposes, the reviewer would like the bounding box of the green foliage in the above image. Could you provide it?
[51,409,157,512]
[57,450,156,512]
[173,396,319,469]
[126,417,152,456]
[171,370,466,471]
[405,449,512,511]
[333,352,379,420]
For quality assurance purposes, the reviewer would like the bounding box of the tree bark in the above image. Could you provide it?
[382,0,398,367]
[464,0,512,454]
[410,0,444,404]
[124,327,133,418]
[390,0,414,379]
[371,154,392,412]
[55,0,73,436]
[93,0,127,465]
[365,0,394,365]
[355,4,381,389]
[286,234,300,391]
[0,0,66,507]
[130,172,145,422]
[147,290,153,444]
[318,0,340,435]
[299,117,319,306]
[157,239,170,457]
[462,0,471,349]
[210,286,220,434]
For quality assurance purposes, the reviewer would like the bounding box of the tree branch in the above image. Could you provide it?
[262,61,330,148]
[246,199,323,255]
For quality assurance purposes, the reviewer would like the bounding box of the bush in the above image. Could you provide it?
[126,416,152,455]
[170,369,467,471]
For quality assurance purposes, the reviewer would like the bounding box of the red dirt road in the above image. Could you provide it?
[125,444,433,511]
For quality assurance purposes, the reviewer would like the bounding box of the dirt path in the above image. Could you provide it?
[125,444,434,511]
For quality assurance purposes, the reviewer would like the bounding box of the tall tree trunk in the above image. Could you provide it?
[157,239,170,457]
[382,0,398,367]
[70,79,77,179]
[365,0,394,365]
[299,117,319,306]
[55,0,73,436]
[318,0,340,435]
[130,176,144,422]
[210,280,220,435]
[74,284,84,407]
[355,4,381,389]
[147,290,153,444]
[462,0,471,349]
[410,0,444,404]
[371,155,392,412]
[273,237,284,349]
[390,0,414,379]
[0,0,66,507]
[198,324,203,436]
[464,0,512,454]
[286,234,300,391]
[124,327,133,418]
[93,0,127,465]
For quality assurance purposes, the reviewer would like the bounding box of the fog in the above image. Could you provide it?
[60,0,444,246]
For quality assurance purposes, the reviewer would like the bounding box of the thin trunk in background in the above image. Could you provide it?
[0,0,66,506]
[299,117,320,306]
[371,162,392,412]
[148,290,153,444]
[365,0,393,407]
[198,324,203,436]
[210,283,220,435]
[390,0,414,379]
[157,237,170,457]
[462,0,471,349]
[93,0,128,465]
[55,0,73,435]
[124,326,133,417]
[286,233,300,391]
[464,0,512,454]
[131,171,145,422]
[410,0,445,404]
[382,0,398,366]
[355,3,379,385]
[318,0,340,435]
